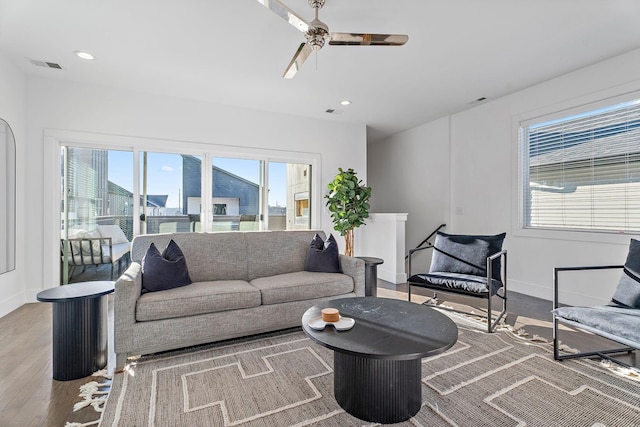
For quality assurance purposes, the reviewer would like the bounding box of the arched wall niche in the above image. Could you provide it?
[0,118,16,275]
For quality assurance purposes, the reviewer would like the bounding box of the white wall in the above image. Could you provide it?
[0,53,26,318]
[368,117,450,269]
[22,77,366,301]
[370,47,640,306]
[354,213,408,284]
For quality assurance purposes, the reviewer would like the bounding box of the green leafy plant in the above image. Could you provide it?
[325,168,372,256]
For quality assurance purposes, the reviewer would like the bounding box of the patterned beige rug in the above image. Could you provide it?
[91,316,640,427]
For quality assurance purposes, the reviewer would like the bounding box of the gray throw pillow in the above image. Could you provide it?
[142,240,192,293]
[305,233,341,273]
[429,232,506,282]
[611,238,640,308]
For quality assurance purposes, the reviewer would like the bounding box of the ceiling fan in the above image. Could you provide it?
[256,0,409,79]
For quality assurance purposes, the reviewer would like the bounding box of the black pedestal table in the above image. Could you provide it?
[302,297,458,423]
[37,281,114,381]
[356,256,384,297]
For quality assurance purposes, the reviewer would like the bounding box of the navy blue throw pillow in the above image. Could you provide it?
[142,240,192,293]
[429,232,506,282]
[305,233,341,273]
[612,239,640,308]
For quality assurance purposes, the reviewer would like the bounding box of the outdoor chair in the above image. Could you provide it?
[553,238,640,368]
[407,231,507,332]
[61,224,131,281]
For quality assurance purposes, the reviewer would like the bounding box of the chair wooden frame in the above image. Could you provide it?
[407,244,507,333]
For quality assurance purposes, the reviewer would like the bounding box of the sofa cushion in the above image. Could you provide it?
[612,238,640,309]
[132,232,249,282]
[66,229,102,255]
[136,280,261,322]
[246,230,326,281]
[97,224,129,244]
[250,271,354,305]
[429,232,506,282]
[142,240,192,293]
[102,242,130,263]
[305,233,341,273]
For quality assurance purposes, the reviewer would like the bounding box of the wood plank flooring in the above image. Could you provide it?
[0,282,636,426]
[0,295,115,427]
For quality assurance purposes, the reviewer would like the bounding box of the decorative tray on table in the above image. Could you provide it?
[307,308,355,331]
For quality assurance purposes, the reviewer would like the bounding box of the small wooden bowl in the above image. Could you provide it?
[321,308,340,323]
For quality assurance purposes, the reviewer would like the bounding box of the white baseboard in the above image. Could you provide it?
[508,279,610,307]
[378,268,406,285]
[508,279,551,301]
[0,292,25,319]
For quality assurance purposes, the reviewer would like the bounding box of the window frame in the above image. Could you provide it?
[514,90,640,244]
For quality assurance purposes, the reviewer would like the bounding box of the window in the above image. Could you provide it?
[521,98,640,233]
[295,193,309,217]
[140,152,203,235]
[60,147,134,284]
[213,204,227,215]
[46,129,321,287]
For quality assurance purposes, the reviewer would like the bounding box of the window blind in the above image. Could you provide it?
[522,99,640,233]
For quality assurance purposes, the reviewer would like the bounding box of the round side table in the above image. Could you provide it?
[37,281,114,381]
[356,256,384,297]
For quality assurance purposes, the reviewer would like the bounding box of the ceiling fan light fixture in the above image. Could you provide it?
[308,0,325,9]
[340,100,351,106]
[306,19,330,50]
[306,34,326,50]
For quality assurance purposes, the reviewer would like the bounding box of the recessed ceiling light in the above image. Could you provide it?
[340,100,352,106]
[74,51,95,60]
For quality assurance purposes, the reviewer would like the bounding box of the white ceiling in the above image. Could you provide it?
[1,0,640,142]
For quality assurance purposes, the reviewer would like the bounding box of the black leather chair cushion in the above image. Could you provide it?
[409,272,503,297]
[429,232,505,282]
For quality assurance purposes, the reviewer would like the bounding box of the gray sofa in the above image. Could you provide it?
[114,230,365,368]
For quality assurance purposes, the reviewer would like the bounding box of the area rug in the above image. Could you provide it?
[91,320,640,427]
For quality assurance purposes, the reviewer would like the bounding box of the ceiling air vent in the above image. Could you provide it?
[29,59,63,70]
[469,96,487,105]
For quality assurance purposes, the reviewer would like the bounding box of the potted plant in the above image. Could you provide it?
[325,168,372,256]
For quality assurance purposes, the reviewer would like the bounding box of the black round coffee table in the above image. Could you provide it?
[302,297,458,424]
[37,281,114,381]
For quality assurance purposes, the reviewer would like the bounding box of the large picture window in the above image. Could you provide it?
[521,97,640,233]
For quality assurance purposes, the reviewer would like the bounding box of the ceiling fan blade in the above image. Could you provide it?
[283,43,313,79]
[256,0,310,33]
[329,33,409,46]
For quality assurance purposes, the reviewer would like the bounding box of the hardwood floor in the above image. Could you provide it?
[0,295,115,427]
[0,281,636,426]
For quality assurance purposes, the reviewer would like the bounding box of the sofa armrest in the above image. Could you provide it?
[339,254,366,297]
[114,261,142,364]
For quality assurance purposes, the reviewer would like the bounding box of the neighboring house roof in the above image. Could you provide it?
[142,195,168,208]
[108,181,133,197]
[108,181,167,208]
[181,154,260,189]
[530,126,640,167]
